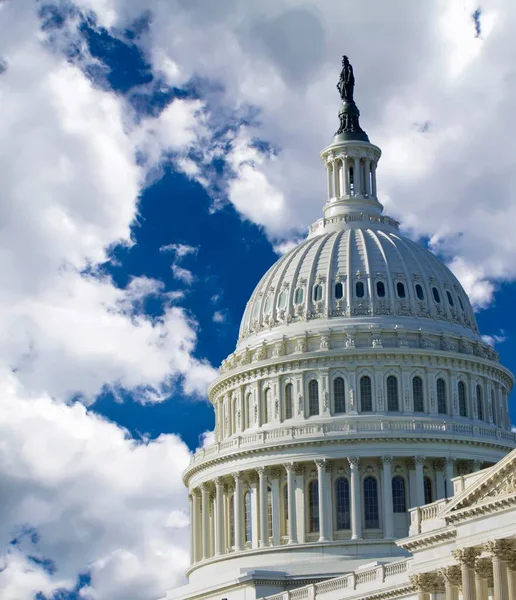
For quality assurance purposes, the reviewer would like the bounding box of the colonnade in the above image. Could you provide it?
[325,155,378,200]
[412,539,516,599]
[188,455,482,565]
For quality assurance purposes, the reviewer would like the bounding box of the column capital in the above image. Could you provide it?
[348,457,360,469]
[439,566,461,587]
[214,477,224,488]
[433,459,445,471]
[315,458,332,472]
[284,462,295,473]
[415,456,426,466]
[410,572,444,593]
[256,466,268,477]
[475,558,493,586]
[380,456,393,466]
[294,463,305,476]
[453,547,481,568]
[484,539,514,559]
[445,457,456,466]
[232,471,242,482]
[247,471,258,484]
[191,488,201,499]
[269,467,281,478]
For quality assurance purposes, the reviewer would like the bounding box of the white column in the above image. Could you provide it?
[454,548,480,600]
[270,469,281,546]
[343,157,350,196]
[353,157,361,196]
[214,478,225,556]
[327,159,333,199]
[315,459,329,542]
[257,467,268,547]
[333,159,340,198]
[201,483,210,560]
[295,464,306,543]
[434,459,446,500]
[445,458,456,499]
[191,490,201,562]
[250,475,259,548]
[381,456,394,539]
[285,463,298,544]
[349,457,362,540]
[486,541,510,600]
[371,161,377,197]
[364,159,371,196]
[415,456,425,506]
[475,571,489,600]
[233,472,243,551]
[440,567,460,600]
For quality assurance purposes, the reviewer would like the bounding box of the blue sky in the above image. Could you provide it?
[2,2,516,599]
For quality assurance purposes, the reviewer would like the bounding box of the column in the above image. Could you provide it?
[440,566,461,600]
[191,491,201,563]
[333,158,340,197]
[233,472,243,551]
[354,157,361,196]
[315,459,329,542]
[371,161,377,197]
[249,473,259,548]
[257,467,269,547]
[189,494,194,564]
[214,478,225,556]
[381,456,394,539]
[485,540,511,600]
[270,468,281,546]
[453,547,481,600]
[364,159,371,196]
[326,159,333,199]
[349,457,362,540]
[285,463,298,544]
[445,458,456,499]
[474,558,492,600]
[434,460,446,500]
[201,483,210,560]
[343,157,350,196]
[415,456,426,506]
[295,464,306,543]
[507,550,516,600]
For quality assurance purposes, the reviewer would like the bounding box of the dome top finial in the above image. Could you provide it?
[335,55,369,142]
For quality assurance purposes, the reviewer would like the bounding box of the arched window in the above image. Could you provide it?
[424,477,433,505]
[360,375,373,412]
[229,495,235,548]
[334,377,346,414]
[294,287,304,305]
[432,287,441,303]
[264,295,272,314]
[392,476,407,513]
[364,476,379,529]
[437,378,447,414]
[308,380,319,416]
[356,281,365,298]
[415,284,425,300]
[349,166,355,193]
[446,290,454,307]
[335,478,351,530]
[283,485,289,536]
[458,381,467,417]
[313,284,323,302]
[476,384,484,421]
[245,393,253,429]
[413,376,424,412]
[267,487,273,540]
[263,388,270,423]
[308,480,319,533]
[458,296,465,312]
[396,281,406,298]
[285,383,293,420]
[335,282,344,299]
[387,375,399,412]
[278,289,287,309]
[244,490,252,543]
[376,281,386,297]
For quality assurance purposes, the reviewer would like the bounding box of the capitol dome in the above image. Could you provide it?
[174,57,515,600]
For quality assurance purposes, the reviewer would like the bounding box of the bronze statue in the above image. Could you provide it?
[337,55,354,103]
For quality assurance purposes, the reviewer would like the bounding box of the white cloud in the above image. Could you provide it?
[482,332,507,347]
[212,310,227,323]
[161,243,199,286]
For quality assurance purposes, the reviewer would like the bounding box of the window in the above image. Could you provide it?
[335,282,344,299]
[432,287,441,303]
[335,478,351,529]
[437,378,447,415]
[349,166,354,194]
[267,487,273,540]
[308,380,319,416]
[376,281,386,297]
[334,377,346,414]
[476,384,484,421]
[446,290,454,307]
[458,296,465,312]
[263,388,270,423]
[308,480,319,533]
[313,284,323,302]
[229,495,235,547]
[396,281,406,298]
[415,284,425,300]
[458,381,467,417]
[424,477,433,505]
[364,477,379,529]
[356,281,365,298]
[283,485,289,535]
[294,287,304,305]
[245,393,252,429]
[360,376,373,412]
[252,302,260,319]
[392,476,407,513]
[413,376,424,412]
[387,375,399,412]
[278,289,287,309]
[264,295,272,313]
[244,491,252,543]
[285,383,293,420]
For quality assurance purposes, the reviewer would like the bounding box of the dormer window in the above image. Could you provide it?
[446,291,454,307]
[278,289,287,309]
[264,295,272,313]
[432,287,441,303]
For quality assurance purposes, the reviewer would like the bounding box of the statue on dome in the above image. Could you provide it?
[337,55,354,103]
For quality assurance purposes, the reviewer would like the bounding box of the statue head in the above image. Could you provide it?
[342,55,349,66]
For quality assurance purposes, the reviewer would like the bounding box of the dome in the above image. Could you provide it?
[238,217,479,347]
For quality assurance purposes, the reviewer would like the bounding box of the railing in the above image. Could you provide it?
[189,419,514,466]
[420,498,449,522]
[261,559,410,600]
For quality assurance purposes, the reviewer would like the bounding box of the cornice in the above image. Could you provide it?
[446,492,516,524]
[397,526,456,552]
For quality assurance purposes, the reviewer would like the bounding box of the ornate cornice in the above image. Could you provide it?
[398,527,456,552]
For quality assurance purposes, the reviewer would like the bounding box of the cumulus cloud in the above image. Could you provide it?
[160,243,199,286]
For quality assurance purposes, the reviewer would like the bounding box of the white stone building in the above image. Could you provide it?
[164,59,515,600]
